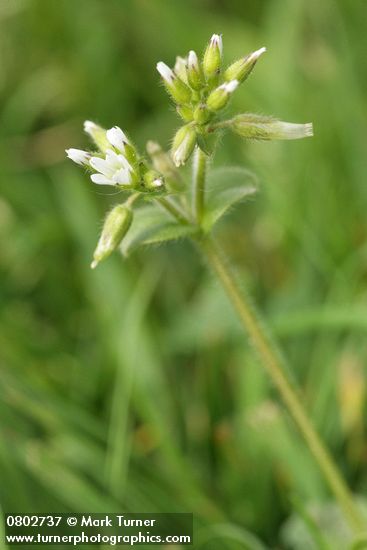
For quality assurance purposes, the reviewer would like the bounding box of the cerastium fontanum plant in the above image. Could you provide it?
[66,34,366,536]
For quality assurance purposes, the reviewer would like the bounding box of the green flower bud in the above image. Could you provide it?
[171,124,197,167]
[224,47,266,83]
[156,62,192,104]
[187,50,203,91]
[84,120,109,152]
[207,80,239,112]
[193,104,211,125]
[176,105,194,122]
[91,205,133,269]
[202,34,223,81]
[174,56,188,84]
[230,114,314,140]
[143,169,165,191]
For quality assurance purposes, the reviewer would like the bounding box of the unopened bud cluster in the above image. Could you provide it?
[66,121,164,192]
[157,34,267,166]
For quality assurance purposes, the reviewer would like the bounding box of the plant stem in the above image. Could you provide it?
[157,197,191,224]
[193,147,208,225]
[158,153,364,532]
[125,192,141,208]
[199,236,365,534]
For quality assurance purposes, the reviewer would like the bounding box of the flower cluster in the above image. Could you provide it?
[66,121,164,191]
[65,33,313,269]
[157,34,267,166]
[157,34,312,167]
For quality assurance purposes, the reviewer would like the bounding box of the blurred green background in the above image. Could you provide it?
[0,0,366,548]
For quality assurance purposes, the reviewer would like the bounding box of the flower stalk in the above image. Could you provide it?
[199,237,365,534]
[192,147,208,225]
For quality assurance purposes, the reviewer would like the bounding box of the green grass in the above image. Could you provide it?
[0,0,366,548]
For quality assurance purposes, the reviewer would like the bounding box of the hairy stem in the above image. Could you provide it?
[199,236,365,534]
[192,147,208,225]
[125,192,141,208]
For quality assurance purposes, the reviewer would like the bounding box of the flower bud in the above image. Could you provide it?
[65,148,91,166]
[230,114,314,140]
[174,56,188,84]
[207,80,239,112]
[156,62,192,104]
[203,34,223,81]
[106,126,137,165]
[143,169,165,191]
[91,204,133,269]
[187,50,203,91]
[193,104,211,125]
[84,120,109,152]
[224,47,266,83]
[171,124,197,167]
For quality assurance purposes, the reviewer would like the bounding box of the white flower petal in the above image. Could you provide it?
[172,142,187,167]
[106,126,129,152]
[222,80,239,93]
[156,61,174,84]
[272,121,314,139]
[105,149,122,168]
[112,168,132,185]
[66,148,90,165]
[104,149,132,172]
[188,50,199,69]
[174,56,189,83]
[84,120,99,135]
[249,47,266,62]
[210,34,223,56]
[90,173,114,185]
[152,178,164,188]
[90,156,114,177]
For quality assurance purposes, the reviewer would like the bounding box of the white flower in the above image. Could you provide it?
[249,47,266,62]
[83,120,109,151]
[207,80,239,112]
[89,149,134,186]
[188,50,199,70]
[220,80,239,93]
[152,177,164,188]
[224,48,266,83]
[83,120,100,136]
[106,126,129,152]
[210,34,223,57]
[174,56,188,83]
[157,61,192,104]
[156,61,175,84]
[67,123,138,187]
[65,148,91,165]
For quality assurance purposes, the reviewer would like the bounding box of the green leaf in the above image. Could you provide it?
[120,205,197,256]
[203,166,258,231]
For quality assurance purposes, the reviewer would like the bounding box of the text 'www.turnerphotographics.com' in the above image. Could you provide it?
[4,513,193,546]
